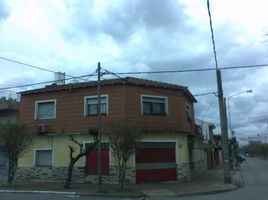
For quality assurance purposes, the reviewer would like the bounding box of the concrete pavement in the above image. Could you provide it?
[154,157,268,200]
[0,164,242,198]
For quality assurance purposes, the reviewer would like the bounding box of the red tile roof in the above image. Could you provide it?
[21,77,197,102]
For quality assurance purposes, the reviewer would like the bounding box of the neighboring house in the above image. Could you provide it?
[18,77,201,183]
[0,97,19,124]
[0,97,20,182]
[186,123,207,178]
[195,119,221,169]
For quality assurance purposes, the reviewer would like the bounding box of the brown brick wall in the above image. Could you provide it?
[124,85,195,133]
[19,84,195,135]
[19,85,126,135]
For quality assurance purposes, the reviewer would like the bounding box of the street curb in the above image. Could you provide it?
[0,190,77,196]
[177,184,241,197]
[78,192,147,198]
[0,189,146,198]
[0,184,242,198]
[177,188,233,197]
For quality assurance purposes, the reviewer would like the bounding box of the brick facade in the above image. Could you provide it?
[20,83,195,136]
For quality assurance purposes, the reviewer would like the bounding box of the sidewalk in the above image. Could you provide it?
[0,165,242,198]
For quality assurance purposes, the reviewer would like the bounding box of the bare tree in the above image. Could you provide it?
[107,121,140,189]
[0,123,32,185]
[64,128,98,189]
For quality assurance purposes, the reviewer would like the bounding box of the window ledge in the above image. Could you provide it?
[142,113,167,116]
[35,118,56,120]
[85,114,107,117]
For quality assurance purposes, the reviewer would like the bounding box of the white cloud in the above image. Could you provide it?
[1,0,268,138]
[0,0,9,23]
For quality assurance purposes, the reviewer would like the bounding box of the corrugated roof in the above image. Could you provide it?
[20,77,197,102]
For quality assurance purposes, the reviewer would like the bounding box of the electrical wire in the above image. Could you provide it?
[0,56,93,81]
[113,67,215,75]
[109,63,268,76]
[0,74,96,91]
[0,56,76,78]
[102,68,123,80]
[1,62,268,92]
[206,0,218,69]
[194,91,217,97]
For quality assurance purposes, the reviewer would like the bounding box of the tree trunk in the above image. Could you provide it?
[119,166,123,189]
[119,162,126,189]
[65,160,75,189]
[8,158,17,186]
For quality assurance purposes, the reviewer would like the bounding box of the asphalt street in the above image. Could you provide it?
[170,157,268,200]
[0,193,127,200]
[0,157,267,200]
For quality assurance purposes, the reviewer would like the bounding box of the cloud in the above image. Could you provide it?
[0,0,10,22]
[1,0,268,139]
[63,0,191,43]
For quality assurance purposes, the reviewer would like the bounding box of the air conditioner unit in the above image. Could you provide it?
[37,125,48,135]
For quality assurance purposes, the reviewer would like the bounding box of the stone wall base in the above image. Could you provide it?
[16,166,136,184]
[16,166,85,182]
[177,163,191,182]
[17,163,203,184]
[85,166,136,184]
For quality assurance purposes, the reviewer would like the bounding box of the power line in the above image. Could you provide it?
[0,74,96,91]
[1,62,268,92]
[0,56,90,81]
[112,63,268,75]
[114,68,215,75]
[0,56,59,74]
[221,64,268,70]
[206,0,218,69]
[102,68,123,79]
[2,54,268,76]
[201,98,218,121]
[194,91,217,97]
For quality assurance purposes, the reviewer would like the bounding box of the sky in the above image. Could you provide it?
[0,0,268,140]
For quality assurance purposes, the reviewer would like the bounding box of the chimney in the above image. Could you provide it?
[54,72,65,85]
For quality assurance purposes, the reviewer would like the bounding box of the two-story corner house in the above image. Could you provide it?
[17,77,198,184]
[0,97,19,182]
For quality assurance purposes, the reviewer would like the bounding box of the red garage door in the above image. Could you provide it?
[136,142,177,183]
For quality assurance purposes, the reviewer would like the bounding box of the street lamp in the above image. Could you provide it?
[227,89,253,138]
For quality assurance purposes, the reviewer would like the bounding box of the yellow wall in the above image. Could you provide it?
[18,133,190,167]
[19,134,95,167]
[192,137,205,161]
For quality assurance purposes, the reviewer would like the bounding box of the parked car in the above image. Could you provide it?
[237,154,246,163]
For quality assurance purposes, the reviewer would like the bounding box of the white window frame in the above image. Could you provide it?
[33,148,54,167]
[84,95,109,116]
[185,103,194,121]
[35,99,56,120]
[140,94,168,115]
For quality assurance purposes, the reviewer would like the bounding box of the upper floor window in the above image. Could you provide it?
[186,103,193,121]
[141,95,168,116]
[35,99,56,120]
[84,95,108,116]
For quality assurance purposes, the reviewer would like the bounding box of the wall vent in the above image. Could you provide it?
[37,125,48,135]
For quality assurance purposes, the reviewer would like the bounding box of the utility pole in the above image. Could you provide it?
[216,70,231,183]
[97,62,102,191]
[207,0,231,184]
